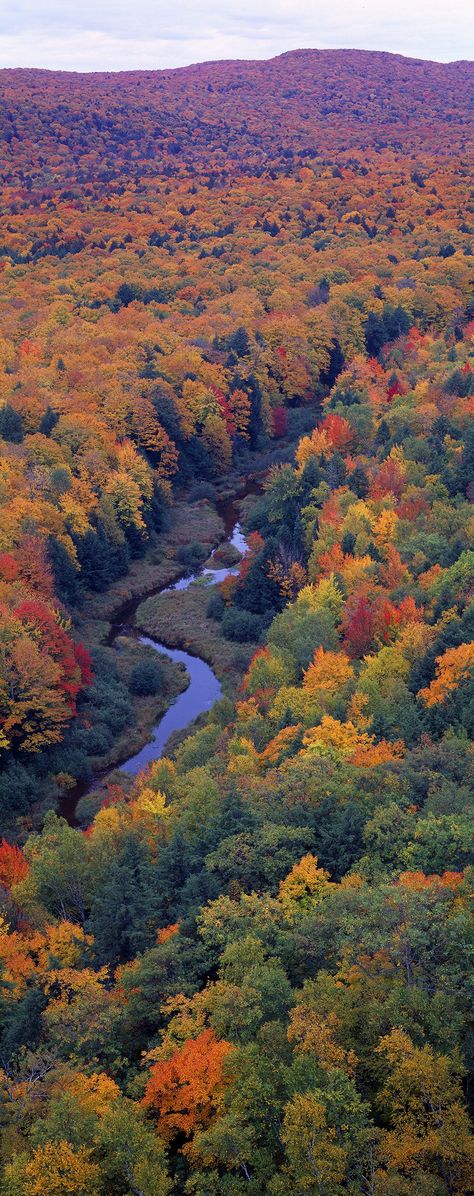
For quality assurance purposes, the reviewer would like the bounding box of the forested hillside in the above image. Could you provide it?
[0,49,473,1195]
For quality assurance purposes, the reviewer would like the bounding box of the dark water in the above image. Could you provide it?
[59,486,258,823]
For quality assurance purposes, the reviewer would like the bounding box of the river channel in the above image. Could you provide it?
[59,486,256,823]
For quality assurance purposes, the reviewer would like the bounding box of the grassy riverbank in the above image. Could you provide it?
[68,489,258,816]
[137,578,255,696]
[14,430,313,828]
[64,501,226,797]
[75,500,224,631]
[81,638,188,775]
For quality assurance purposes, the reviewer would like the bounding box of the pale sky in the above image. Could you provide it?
[0,0,472,71]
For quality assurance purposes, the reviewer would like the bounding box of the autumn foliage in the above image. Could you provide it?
[0,45,472,1196]
[143,1029,233,1141]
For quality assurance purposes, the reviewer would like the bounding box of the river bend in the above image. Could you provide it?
[60,491,252,822]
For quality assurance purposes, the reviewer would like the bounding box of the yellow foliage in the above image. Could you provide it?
[374,507,399,548]
[279,853,331,915]
[302,715,404,766]
[130,787,171,822]
[57,1070,120,1118]
[91,805,127,847]
[2,1141,100,1195]
[303,646,354,696]
[278,1091,348,1190]
[295,427,330,469]
[418,640,474,706]
[296,576,343,618]
[38,922,92,971]
[288,1005,357,1075]
[227,735,260,776]
[376,1029,474,1188]
[396,619,434,663]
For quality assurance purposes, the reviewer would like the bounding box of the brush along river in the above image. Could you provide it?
[59,485,258,824]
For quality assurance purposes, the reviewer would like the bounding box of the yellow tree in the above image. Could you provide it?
[2,1141,100,1196]
[279,854,331,917]
[376,1029,474,1192]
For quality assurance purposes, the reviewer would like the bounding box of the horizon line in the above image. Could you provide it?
[1,45,473,76]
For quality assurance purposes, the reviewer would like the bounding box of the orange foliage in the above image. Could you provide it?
[142,1029,233,1141]
[303,647,353,695]
[418,641,474,706]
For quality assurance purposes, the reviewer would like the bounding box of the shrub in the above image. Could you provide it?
[176,541,207,569]
[129,660,163,696]
[188,482,217,502]
[207,589,225,620]
[221,608,262,641]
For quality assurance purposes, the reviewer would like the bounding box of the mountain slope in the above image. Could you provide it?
[0,48,472,189]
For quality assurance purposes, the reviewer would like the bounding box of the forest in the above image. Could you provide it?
[0,47,473,1195]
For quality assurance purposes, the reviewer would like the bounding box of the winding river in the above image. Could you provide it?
[118,502,249,777]
[59,489,254,823]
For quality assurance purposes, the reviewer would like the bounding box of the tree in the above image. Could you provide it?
[19,813,90,924]
[268,586,340,671]
[418,642,474,707]
[0,634,71,752]
[95,1100,172,1196]
[0,404,23,443]
[0,839,28,889]
[47,538,80,606]
[143,1029,233,1142]
[278,855,331,917]
[2,1141,100,1196]
[39,406,59,437]
[341,589,376,658]
[271,1091,348,1195]
[376,1029,474,1191]
[303,647,354,708]
[88,832,160,965]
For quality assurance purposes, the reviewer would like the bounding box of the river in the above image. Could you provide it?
[59,487,256,824]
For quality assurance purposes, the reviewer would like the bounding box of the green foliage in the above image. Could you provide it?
[0,402,23,443]
[128,659,163,696]
[0,47,473,1196]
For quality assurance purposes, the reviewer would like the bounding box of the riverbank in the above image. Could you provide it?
[137,577,255,697]
[76,500,225,631]
[56,483,259,824]
[65,499,226,787]
[43,420,322,828]
[3,423,319,836]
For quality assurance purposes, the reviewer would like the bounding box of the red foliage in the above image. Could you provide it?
[272,406,288,437]
[374,598,399,643]
[210,385,236,436]
[320,413,353,450]
[396,596,424,624]
[341,588,376,657]
[369,457,405,500]
[73,642,93,689]
[13,600,92,711]
[0,554,20,582]
[0,839,29,889]
[397,495,430,521]
[17,535,55,601]
[234,531,265,590]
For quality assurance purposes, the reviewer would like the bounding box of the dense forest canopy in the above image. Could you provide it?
[0,47,473,1196]
[1,50,473,185]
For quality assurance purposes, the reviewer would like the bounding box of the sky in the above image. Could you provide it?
[0,0,472,72]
